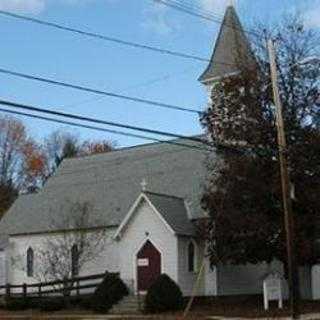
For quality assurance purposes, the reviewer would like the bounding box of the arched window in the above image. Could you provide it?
[188,241,197,272]
[71,244,79,277]
[26,247,34,277]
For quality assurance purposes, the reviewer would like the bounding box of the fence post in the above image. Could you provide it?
[22,283,27,299]
[63,277,69,298]
[38,283,42,298]
[5,283,10,300]
[76,279,80,297]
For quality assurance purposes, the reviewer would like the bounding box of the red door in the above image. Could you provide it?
[137,240,161,292]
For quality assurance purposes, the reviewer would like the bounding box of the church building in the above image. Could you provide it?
[0,5,319,300]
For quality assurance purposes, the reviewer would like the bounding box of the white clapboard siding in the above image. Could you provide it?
[118,198,179,294]
[0,251,6,286]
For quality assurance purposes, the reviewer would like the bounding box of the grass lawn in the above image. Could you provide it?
[0,309,210,320]
[188,295,320,318]
[1,296,320,319]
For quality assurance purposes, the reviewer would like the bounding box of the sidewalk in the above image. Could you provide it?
[208,313,320,320]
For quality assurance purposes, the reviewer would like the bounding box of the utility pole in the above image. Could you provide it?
[268,39,299,318]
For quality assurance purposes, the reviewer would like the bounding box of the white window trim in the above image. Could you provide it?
[187,240,198,274]
[26,247,34,278]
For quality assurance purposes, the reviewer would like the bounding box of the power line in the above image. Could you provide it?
[159,0,251,33]
[155,0,217,22]
[182,0,225,19]
[0,9,240,69]
[63,66,197,111]
[160,0,225,20]
[0,99,209,146]
[0,107,208,152]
[0,99,268,157]
[154,0,259,38]
[0,9,208,63]
[0,67,203,115]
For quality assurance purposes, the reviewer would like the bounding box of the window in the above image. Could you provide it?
[71,244,79,277]
[26,247,34,277]
[188,241,197,272]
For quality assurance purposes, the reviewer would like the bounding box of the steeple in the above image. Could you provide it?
[198,5,255,84]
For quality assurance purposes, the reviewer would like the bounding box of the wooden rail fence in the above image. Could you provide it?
[0,272,114,299]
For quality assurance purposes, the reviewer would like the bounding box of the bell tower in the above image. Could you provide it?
[198,4,256,107]
[199,4,259,147]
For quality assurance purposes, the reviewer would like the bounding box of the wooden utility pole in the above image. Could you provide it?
[268,39,299,318]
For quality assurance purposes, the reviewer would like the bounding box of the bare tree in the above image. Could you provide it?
[13,200,109,292]
[43,131,80,178]
[44,130,115,179]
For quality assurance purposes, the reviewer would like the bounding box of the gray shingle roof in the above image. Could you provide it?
[198,5,256,83]
[0,138,211,243]
[144,191,197,236]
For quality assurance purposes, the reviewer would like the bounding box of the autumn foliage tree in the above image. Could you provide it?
[201,17,320,268]
[0,120,115,217]
[0,116,46,215]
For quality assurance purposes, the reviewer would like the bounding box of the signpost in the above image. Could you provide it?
[263,272,283,310]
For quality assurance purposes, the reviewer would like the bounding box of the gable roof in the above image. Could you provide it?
[114,191,197,239]
[198,5,256,83]
[144,191,196,236]
[0,137,211,242]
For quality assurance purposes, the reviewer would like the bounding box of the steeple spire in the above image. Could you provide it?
[198,5,255,84]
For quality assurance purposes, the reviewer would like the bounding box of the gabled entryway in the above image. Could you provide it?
[137,240,161,293]
[115,191,198,296]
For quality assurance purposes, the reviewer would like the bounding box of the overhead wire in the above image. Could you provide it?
[0,107,208,152]
[63,66,198,111]
[154,0,260,38]
[0,9,243,68]
[0,99,270,157]
[0,67,203,115]
[0,9,208,63]
[161,0,225,20]
[0,5,268,156]
[0,98,209,147]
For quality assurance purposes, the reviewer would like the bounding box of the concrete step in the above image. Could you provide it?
[111,309,141,315]
[109,295,144,314]
[121,298,140,302]
[112,306,140,310]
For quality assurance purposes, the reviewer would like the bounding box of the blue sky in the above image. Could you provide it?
[0,0,319,147]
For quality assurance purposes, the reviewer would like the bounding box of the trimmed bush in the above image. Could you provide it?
[91,272,129,313]
[39,298,65,312]
[80,297,93,310]
[145,274,183,313]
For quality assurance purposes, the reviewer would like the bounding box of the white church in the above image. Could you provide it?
[0,5,319,300]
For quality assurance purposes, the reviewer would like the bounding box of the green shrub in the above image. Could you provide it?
[6,298,29,311]
[79,297,93,310]
[70,295,89,307]
[39,298,65,312]
[26,298,39,309]
[91,272,129,313]
[145,274,183,313]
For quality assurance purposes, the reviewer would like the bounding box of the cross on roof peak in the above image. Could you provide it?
[141,178,148,192]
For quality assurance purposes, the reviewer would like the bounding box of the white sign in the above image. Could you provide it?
[138,258,149,267]
[263,273,283,310]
